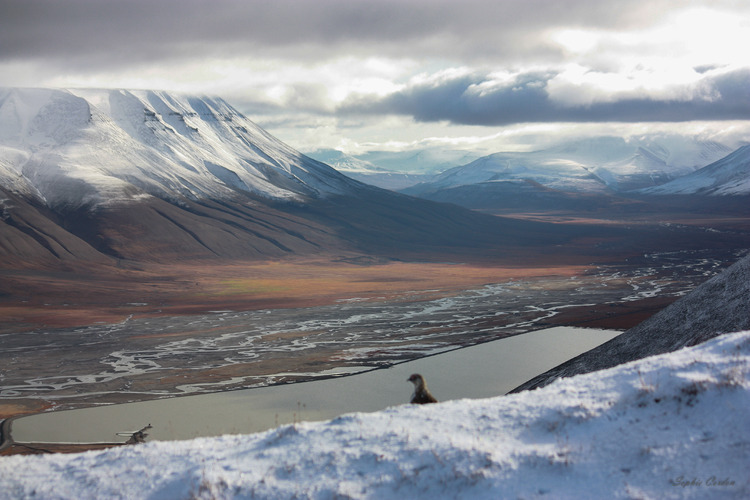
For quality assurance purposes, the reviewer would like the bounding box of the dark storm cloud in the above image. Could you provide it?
[340,68,750,125]
[2,0,748,131]
[0,0,683,68]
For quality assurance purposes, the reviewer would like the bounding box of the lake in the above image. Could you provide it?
[11,326,620,444]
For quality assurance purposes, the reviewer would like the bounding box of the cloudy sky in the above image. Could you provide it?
[1,0,749,155]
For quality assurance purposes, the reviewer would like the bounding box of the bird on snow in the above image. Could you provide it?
[407,373,438,404]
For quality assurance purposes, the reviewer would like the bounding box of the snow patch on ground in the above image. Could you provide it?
[2,330,748,499]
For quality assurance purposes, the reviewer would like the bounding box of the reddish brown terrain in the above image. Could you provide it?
[1,210,748,455]
[0,257,581,333]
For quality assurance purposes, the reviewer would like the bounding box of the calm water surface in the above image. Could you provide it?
[12,326,620,444]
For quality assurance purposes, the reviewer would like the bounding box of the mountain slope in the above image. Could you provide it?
[511,251,750,393]
[0,88,605,264]
[0,88,357,208]
[0,186,110,266]
[1,89,745,265]
[401,137,733,209]
[638,144,750,195]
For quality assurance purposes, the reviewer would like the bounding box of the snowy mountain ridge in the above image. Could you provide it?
[0,88,357,209]
[2,329,748,498]
[403,136,734,197]
[2,88,549,263]
[306,148,482,190]
[638,144,750,195]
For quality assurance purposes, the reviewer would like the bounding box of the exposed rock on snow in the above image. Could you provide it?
[512,252,750,393]
[1,330,748,499]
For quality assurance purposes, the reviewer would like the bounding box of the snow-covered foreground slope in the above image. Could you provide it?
[2,331,749,499]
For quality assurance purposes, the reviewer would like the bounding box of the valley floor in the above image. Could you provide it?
[1,248,742,427]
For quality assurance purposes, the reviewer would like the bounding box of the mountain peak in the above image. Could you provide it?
[638,144,750,196]
[0,88,358,209]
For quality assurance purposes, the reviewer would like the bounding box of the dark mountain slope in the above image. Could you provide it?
[0,187,111,267]
[511,252,750,393]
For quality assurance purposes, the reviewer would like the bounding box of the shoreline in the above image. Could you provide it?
[0,304,649,456]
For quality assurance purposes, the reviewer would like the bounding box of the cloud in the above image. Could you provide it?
[339,67,750,126]
[1,0,748,153]
[0,0,713,69]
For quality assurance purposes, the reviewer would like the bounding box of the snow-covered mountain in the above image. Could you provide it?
[2,329,748,498]
[408,151,609,194]
[0,88,357,209]
[545,135,733,191]
[307,147,482,190]
[305,148,431,190]
[638,144,750,196]
[513,251,750,393]
[1,88,591,264]
[402,137,733,204]
[356,148,482,175]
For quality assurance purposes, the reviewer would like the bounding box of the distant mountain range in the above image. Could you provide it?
[312,137,748,214]
[638,144,750,196]
[401,136,741,195]
[0,88,610,266]
[309,137,738,194]
[1,88,746,268]
[307,148,481,190]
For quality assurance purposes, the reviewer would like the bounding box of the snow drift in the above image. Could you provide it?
[1,330,748,499]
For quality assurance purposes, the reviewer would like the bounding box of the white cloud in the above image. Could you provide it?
[2,0,748,155]
[544,64,720,108]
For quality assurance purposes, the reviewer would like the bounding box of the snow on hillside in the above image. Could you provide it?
[416,151,609,194]
[639,145,750,196]
[305,148,430,190]
[2,331,748,499]
[0,88,357,208]
[306,148,480,190]
[403,136,732,196]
